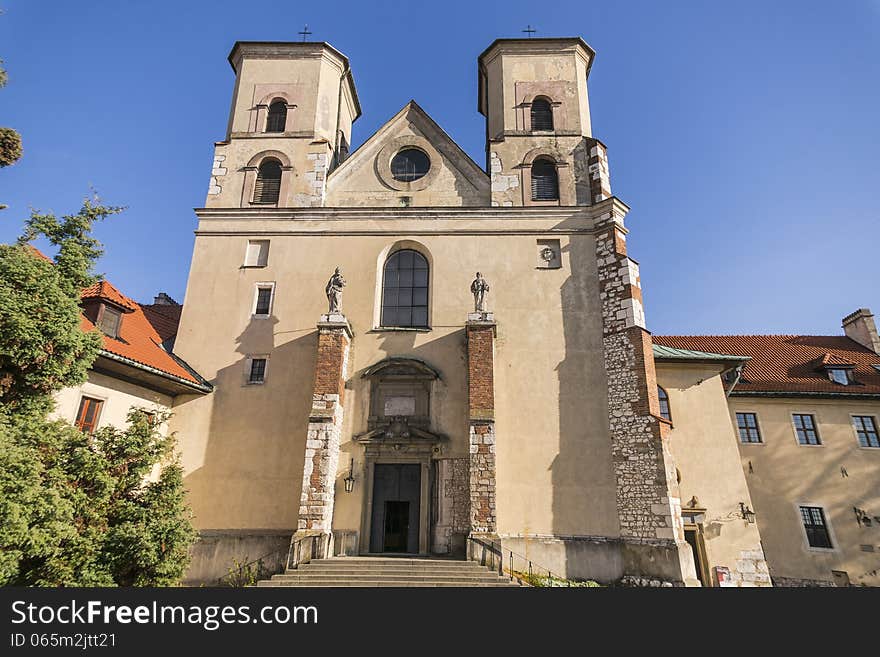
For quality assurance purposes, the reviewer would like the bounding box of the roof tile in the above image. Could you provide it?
[653,335,880,395]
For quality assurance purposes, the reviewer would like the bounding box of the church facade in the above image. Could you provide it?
[163,37,880,586]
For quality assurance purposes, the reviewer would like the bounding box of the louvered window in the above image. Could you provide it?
[266,100,287,133]
[253,159,282,204]
[531,98,553,131]
[531,159,559,201]
[381,250,429,328]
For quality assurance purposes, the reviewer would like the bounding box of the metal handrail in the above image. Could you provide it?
[466,536,576,587]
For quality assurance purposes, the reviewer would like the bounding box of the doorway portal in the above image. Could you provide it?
[370,464,421,553]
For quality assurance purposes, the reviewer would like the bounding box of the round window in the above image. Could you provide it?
[390,148,430,182]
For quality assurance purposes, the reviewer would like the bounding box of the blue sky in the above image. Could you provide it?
[1,1,878,335]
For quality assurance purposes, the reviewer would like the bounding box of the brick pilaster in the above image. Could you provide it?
[596,214,698,585]
[466,314,497,537]
[292,314,352,561]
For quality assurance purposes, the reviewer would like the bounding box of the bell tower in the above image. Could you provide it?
[478,38,610,207]
[205,41,361,208]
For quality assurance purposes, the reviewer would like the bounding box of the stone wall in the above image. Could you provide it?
[433,457,470,555]
[596,214,696,584]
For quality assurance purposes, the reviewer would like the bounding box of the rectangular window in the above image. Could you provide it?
[75,396,104,434]
[736,412,762,443]
[97,305,121,338]
[793,414,821,445]
[800,506,832,549]
[853,415,880,448]
[253,284,274,317]
[248,358,267,384]
[244,240,269,267]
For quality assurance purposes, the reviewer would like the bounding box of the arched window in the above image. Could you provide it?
[658,386,671,422]
[531,158,559,201]
[531,98,553,131]
[266,100,287,133]
[381,249,429,328]
[253,159,282,204]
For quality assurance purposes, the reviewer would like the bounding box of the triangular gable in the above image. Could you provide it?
[325,101,489,207]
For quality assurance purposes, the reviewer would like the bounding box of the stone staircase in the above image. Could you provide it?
[256,557,521,587]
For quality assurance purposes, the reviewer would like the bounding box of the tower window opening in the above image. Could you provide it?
[266,100,287,133]
[253,159,282,204]
[531,158,559,201]
[531,98,554,131]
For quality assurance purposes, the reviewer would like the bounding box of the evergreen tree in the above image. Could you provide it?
[0,199,198,586]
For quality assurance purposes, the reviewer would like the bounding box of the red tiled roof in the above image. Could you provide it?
[79,284,199,385]
[81,280,139,312]
[653,335,880,396]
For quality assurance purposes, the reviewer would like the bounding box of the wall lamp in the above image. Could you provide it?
[343,458,356,493]
[739,502,756,524]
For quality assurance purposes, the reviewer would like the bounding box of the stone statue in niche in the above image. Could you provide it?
[325,267,346,314]
[470,272,490,312]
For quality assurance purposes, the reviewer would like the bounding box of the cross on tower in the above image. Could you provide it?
[298,25,312,42]
[522,25,537,38]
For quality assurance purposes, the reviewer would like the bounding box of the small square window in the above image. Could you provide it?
[853,415,880,448]
[799,506,833,549]
[736,412,762,443]
[793,414,821,445]
[248,358,267,384]
[244,240,269,267]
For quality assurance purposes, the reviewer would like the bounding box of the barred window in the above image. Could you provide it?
[793,414,821,445]
[531,158,559,201]
[854,415,880,448]
[381,249,429,328]
[531,97,553,131]
[658,386,671,422]
[800,506,832,549]
[736,412,762,443]
[266,100,287,133]
[253,159,282,204]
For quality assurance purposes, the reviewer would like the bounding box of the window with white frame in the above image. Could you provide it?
[244,240,269,267]
[252,283,275,318]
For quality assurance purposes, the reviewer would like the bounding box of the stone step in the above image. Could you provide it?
[295,564,492,573]
[256,580,518,587]
[270,573,510,583]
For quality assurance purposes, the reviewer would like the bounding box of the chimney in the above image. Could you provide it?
[153,292,178,306]
[842,308,880,354]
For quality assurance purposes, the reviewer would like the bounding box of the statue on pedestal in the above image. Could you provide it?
[470,272,490,313]
[325,267,346,314]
